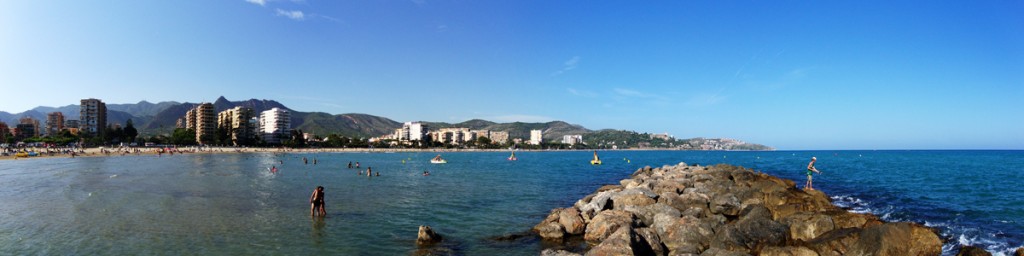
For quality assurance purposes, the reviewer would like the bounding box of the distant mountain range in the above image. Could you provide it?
[0,96,772,149]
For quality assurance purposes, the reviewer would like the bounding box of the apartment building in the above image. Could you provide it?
[529,129,543,145]
[217,106,255,146]
[259,107,291,144]
[46,112,65,136]
[80,98,107,137]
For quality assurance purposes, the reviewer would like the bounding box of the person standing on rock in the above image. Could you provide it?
[805,157,822,190]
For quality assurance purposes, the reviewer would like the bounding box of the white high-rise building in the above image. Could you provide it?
[259,108,291,144]
[404,122,428,142]
[529,129,543,145]
[563,135,583,145]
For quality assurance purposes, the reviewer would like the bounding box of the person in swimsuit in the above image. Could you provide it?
[310,186,326,217]
[805,157,822,190]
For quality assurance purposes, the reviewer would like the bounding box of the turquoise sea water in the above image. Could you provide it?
[0,150,1021,255]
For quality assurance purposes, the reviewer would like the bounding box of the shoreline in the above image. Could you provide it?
[0,147,774,161]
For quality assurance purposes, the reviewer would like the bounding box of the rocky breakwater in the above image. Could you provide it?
[534,163,942,256]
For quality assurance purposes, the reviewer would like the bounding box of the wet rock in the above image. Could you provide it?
[956,245,992,256]
[535,222,565,240]
[759,246,819,256]
[559,207,587,235]
[1015,247,1024,256]
[534,209,566,240]
[847,222,942,256]
[585,226,655,256]
[584,210,640,242]
[416,225,443,245]
[542,249,582,256]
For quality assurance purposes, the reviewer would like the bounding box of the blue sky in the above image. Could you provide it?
[1,1,1021,149]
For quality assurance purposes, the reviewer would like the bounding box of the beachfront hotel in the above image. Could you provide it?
[259,107,290,144]
[529,129,543,145]
[79,98,107,137]
[184,103,216,145]
[217,106,256,146]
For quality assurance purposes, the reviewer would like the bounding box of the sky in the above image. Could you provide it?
[1,1,1022,150]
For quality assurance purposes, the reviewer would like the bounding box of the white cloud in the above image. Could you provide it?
[686,89,728,107]
[567,88,597,98]
[491,114,555,123]
[245,0,267,6]
[613,88,644,97]
[275,9,305,20]
[612,87,676,106]
[551,56,580,76]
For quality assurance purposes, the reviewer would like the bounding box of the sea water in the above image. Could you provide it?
[0,150,1021,255]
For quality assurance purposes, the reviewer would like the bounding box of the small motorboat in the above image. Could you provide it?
[430,154,447,164]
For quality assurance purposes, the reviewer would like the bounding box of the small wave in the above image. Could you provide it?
[948,232,1019,256]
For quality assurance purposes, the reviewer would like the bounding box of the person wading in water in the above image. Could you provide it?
[310,186,326,217]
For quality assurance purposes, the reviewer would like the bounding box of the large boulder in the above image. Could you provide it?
[1016,247,1024,256]
[781,212,835,241]
[559,207,587,235]
[803,228,861,256]
[585,210,640,242]
[585,226,655,256]
[416,225,443,245]
[709,206,789,254]
[533,209,566,240]
[847,222,942,256]
[660,216,716,255]
[956,246,992,256]
[827,210,876,229]
[578,190,617,221]
[635,227,668,256]
[760,246,819,256]
[612,193,657,210]
[710,194,742,216]
[622,203,680,227]
[699,248,753,256]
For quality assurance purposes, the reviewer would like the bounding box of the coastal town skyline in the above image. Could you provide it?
[2,1,1021,150]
